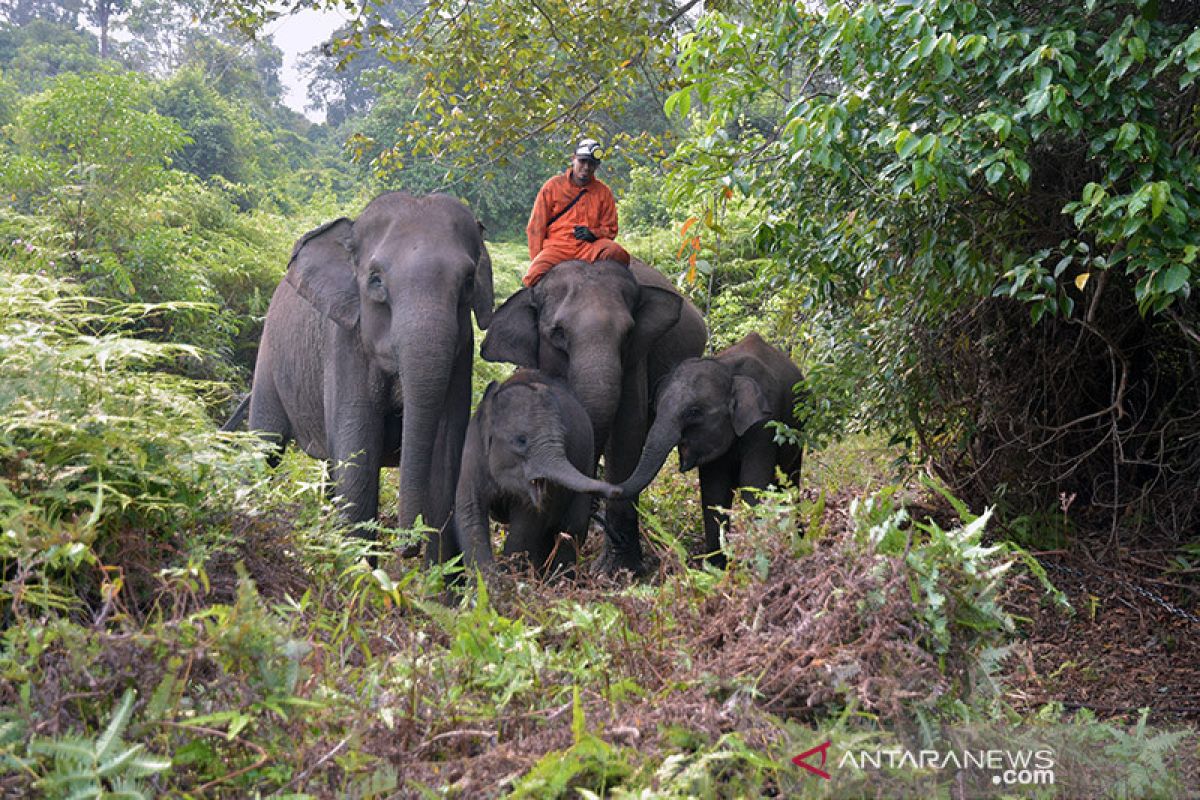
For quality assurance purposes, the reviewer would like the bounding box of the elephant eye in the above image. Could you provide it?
[367,272,387,302]
[513,434,528,449]
[684,405,703,421]
[549,324,566,346]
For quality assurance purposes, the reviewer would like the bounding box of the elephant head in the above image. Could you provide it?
[285,192,493,535]
[480,260,681,447]
[619,358,772,496]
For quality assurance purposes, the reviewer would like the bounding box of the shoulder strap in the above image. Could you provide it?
[547,187,588,227]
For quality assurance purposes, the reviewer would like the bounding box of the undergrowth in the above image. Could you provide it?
[1,271,1193,798]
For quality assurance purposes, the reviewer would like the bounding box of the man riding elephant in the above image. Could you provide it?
[522,138,631,288]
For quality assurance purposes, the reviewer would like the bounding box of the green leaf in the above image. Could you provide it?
[985,162,1005,184]
[1158,264,1190,294]
[913,159,934,191]
[1149,181,1170,219]
[1026,88,1050,116]
[1116,122,1139,151]
[1009,157,1031,185]
[894,129,918,157]
[95,689,136,761]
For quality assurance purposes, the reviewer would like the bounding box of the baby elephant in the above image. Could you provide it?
[455,370,620,577]
[618,333,804,566]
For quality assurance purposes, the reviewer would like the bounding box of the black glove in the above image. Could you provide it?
[573,225,598,243]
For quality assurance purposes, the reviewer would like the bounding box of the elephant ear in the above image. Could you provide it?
[628,285,683,364]
[477,380,501,453]
[472,230,495,330]
[729,375,772,435]
[480,289,539,367]
[285,218,359,330]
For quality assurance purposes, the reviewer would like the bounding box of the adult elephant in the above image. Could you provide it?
[617,333,805,567]
[245,192,493,564]
[480,258,706,574]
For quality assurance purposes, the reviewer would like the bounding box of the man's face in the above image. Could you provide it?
[570,156,597,185]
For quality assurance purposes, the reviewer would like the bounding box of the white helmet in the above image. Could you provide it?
[574,138,603,162]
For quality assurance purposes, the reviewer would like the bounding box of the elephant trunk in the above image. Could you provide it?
[396,313,463,534]
[617,415,681,498]
[567,345,624,445]
[526,447,621,502]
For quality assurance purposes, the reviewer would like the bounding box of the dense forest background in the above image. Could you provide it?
[1,0,1198,797]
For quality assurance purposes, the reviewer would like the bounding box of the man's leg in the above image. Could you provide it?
[523,240,581,287]
[591,238,631,266]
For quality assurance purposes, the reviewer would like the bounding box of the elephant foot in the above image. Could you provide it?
[594,544,658,579]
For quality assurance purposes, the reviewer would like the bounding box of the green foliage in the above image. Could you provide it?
[1073,707,1190,799]
[153,67,249,184]
[220,0,686,167]
[2,68,187,253]
[342,69,558,238]
[0,20,103,93]
[23,688,172,799]
[0,272,274,617]
[673,0,1200,320]
[511,687,632,798]
[665,1,1200,528]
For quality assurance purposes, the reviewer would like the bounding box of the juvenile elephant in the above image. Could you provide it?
[244,192,493,563]
[481,259,707,575]
[455,370,621,577]
[617,333,805,567]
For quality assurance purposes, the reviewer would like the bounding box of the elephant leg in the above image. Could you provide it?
[599,362,651,575]
[327,373,384,530]
[780,442,804,488]
[562,491,592,553]
[501,505,558,575]
[699,458,737,569]
[424,342,474,565]
[329,415,384,529]
[454,448,495,572]
[737,429,780,496]
[247,376,292,468]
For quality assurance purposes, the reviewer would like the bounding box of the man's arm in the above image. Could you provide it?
[593,183,618,240]
[526,180,554,259]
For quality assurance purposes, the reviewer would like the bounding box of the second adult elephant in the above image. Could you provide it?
[245,191,493,564]
[481,259,707,575]
[617,333,805,567]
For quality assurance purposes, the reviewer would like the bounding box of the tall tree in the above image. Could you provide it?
[214,0,699,165]
[0,0,83,27]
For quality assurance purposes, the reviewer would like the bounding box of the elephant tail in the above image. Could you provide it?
[220,394,251,432]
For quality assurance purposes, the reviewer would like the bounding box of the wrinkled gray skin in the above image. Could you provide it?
[245,192,493,563]
[455,370,621,577]
[618,333,805,567]
[481,259,707,575]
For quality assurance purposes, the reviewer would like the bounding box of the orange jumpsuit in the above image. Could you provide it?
[523,170,630,287]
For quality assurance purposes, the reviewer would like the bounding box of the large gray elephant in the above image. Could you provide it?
[244,191,493,563]
[455,370,620,577]
[480,258,707,575]
[617,332,805,567]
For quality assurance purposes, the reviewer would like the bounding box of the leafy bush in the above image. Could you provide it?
[668,0,1200,537]
[1,69,187,253]
[0,271,273,618]
[16,689,171,799]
